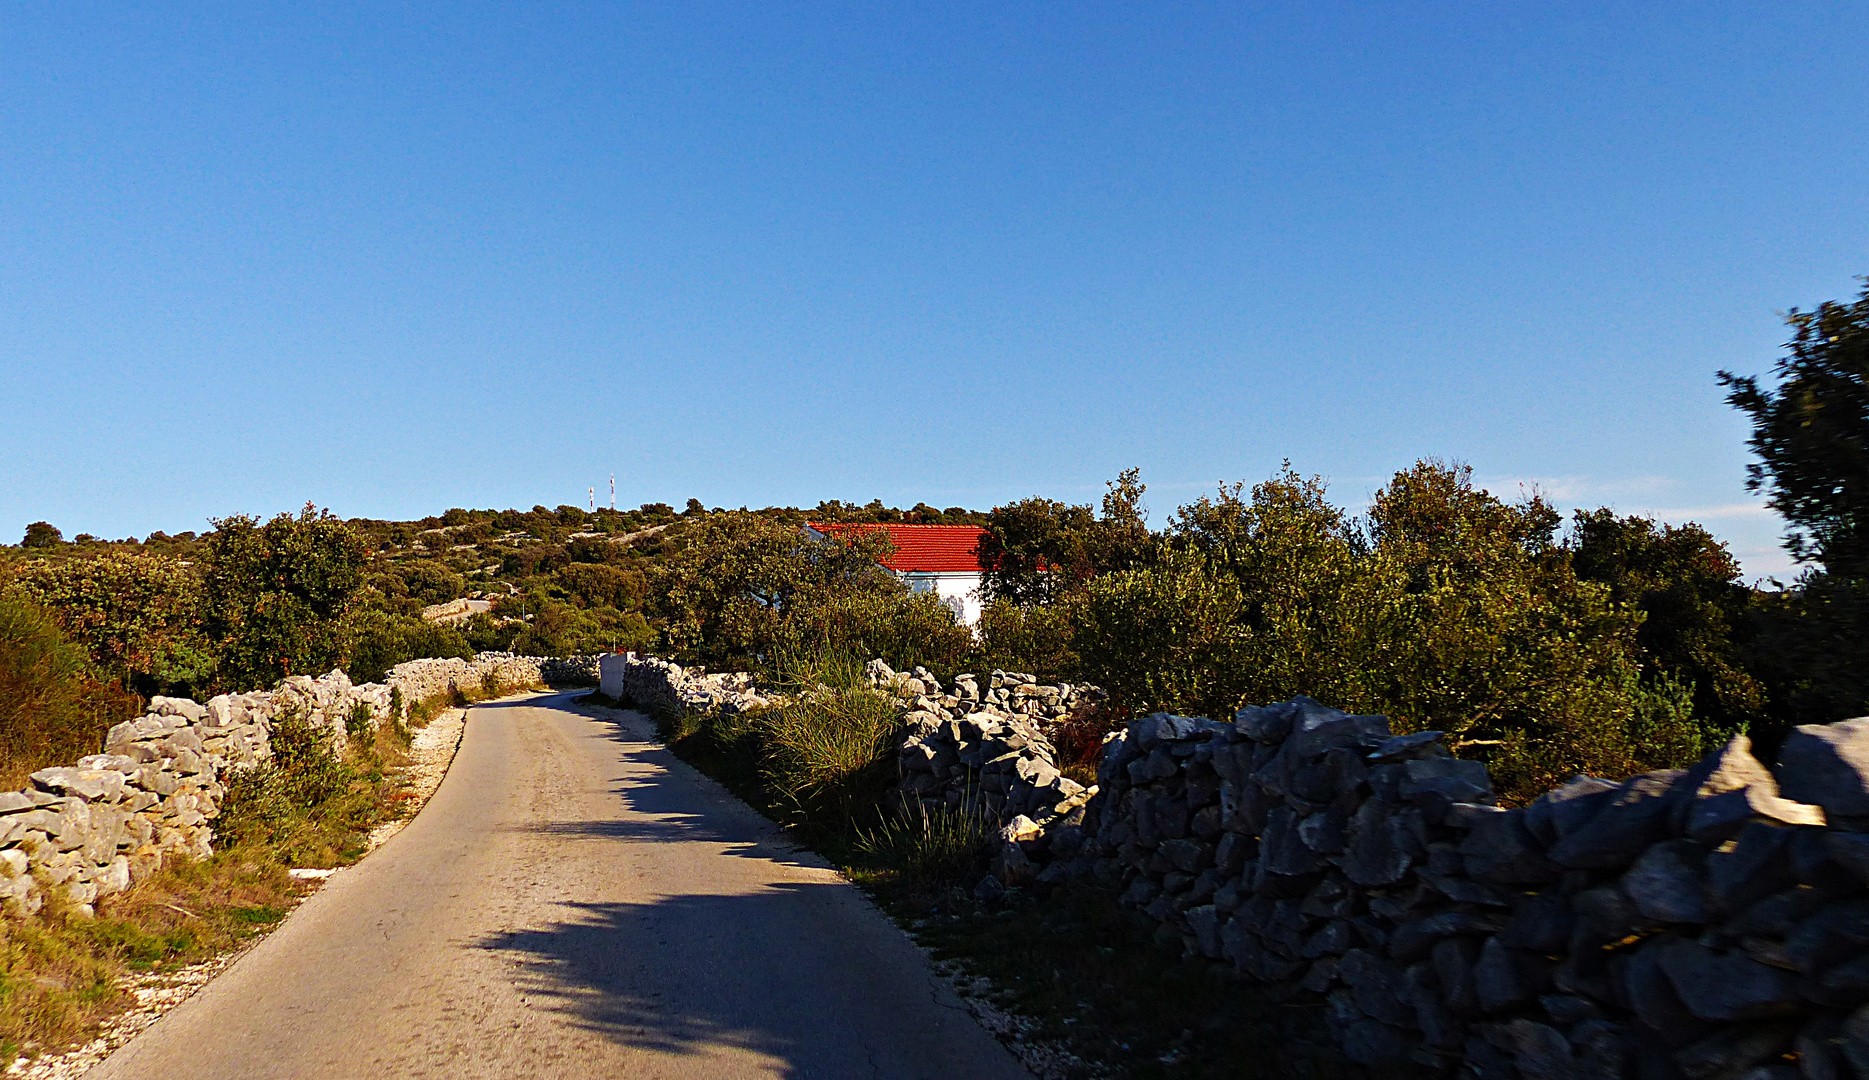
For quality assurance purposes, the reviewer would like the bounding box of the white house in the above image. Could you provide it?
[803,522,989,626]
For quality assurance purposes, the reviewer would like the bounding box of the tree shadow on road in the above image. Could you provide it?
[473,888,1020,1080]
[506,699,827,872]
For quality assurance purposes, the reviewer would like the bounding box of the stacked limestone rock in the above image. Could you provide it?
[895,707,1092,830]
[0,652,573,920]
[538,655,601,687]
[0,694,271,917]
[884,662,1103,859]
[386,651,595,705]
[600,654,773,715]
[1054,697,1869,1079]
[866,660,1102,727]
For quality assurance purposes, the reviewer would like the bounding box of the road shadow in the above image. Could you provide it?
[460,695,1024,1079]
[506,694,830,871]
[474,887,1000,1079]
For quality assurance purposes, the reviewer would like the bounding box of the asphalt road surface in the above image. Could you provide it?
[88,692,1030,1080]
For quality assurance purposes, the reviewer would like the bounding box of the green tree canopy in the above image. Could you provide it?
[11,552,215,698]
[1720,281,1869,577]
[650,512,902,669]
[1570,509,1763,731]
[978,468,1154,605]
[200,506,367,688]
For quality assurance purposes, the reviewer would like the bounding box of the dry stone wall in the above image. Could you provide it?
[1033,698,1869,1080]
[600,654,772,715]
[882,660,1102,834]
[598,652,1869,1077]
[0,652,584,919]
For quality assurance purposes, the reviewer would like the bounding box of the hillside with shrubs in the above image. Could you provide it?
[0,463,1820,806]
[9,278,1869,809]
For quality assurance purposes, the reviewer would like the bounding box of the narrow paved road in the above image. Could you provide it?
[89,693,1030,1080]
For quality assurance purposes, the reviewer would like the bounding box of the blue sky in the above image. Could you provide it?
[4,3,1866,578]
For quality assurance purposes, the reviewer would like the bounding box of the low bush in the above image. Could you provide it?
[0,591,136,788]
[851,802,994,891]
[343,609,471,684]
[649,651,902,840]
[760,688,900,826]
[216,707,407,868]
[778,590,975,682]
[973,598,1077,681]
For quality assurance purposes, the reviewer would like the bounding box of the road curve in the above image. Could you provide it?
[88,692,1030,1080]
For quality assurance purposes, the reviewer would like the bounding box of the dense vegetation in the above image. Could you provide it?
[8,279,1869,805]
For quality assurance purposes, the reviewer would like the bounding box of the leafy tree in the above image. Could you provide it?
[1073,462,1704,799]
[344,610,472,684]
[1720,280,1869,576]
[978,469,1154,605]
[20,522,61,549]
[400,562,467,606]
[200,506,367,688]
[11,552,216,698]
[0,590,136,785]
[977,497,1098,605]
[1358,462,1680,794]
[1570,509,1762,732]
[1743,578,1869,741]
[650,512,902,669]
[1718,279,1869,739]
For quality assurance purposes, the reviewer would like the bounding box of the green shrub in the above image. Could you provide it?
[759,677,901,825]
[470,595,650,657]
[0,591,134,788]
[974,598,1076,681]
[198,507,367,690]
[344,701,373,747]
[343,610,471,684]
[217,709,389,867]
[777,589,974,681]
[399,562,466,605]
[1571,509,1763,733]
[1069,551,1253,721]
[853,802,994,889]
[1070,462,1694,801]
[11,552,215,699]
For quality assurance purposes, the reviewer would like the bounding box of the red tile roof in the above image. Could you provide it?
[805,523,989,574]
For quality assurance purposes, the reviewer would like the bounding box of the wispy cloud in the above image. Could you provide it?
[1632,503,1772,521]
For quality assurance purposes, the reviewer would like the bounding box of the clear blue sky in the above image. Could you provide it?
[5,3,1866,578]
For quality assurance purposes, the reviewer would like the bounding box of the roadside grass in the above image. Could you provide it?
[623,666,1369,1080]
[0,678,528,1065]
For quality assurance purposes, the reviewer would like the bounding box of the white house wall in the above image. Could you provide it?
[903,572,984,627]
